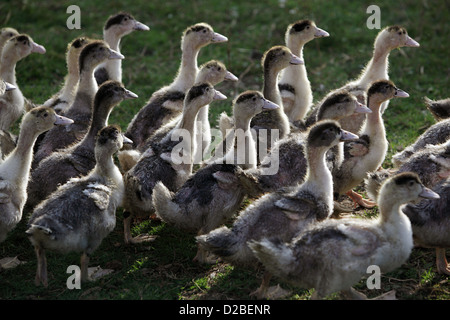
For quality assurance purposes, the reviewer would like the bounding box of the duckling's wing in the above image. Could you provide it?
[82,182,112,211]
[0,179,12,203]
[334,222,381,257]
[274,196,323,221]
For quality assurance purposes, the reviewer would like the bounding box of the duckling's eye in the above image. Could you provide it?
[218,67,221,71]
[398,32,402,36]
[408,181,415,187]
[43,112,48,118]
[252,97,257,101]
[306,26,310,30]
[203,29,207,33]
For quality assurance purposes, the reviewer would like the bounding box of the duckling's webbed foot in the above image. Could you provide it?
[123,211,158,244]
[346,190,377,208]
[436,248,450,275]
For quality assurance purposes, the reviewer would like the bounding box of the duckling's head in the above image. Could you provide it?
[66,37,91,71]
[104,12,150,38]
[286,20,329,45]
[376,25,420,50]
[233,91,279,121]
[182,23,228,50]
[1,34,46,62]
[307,120,358,150]
[0,27,19,50]
[197,60,238,86]
[184,82,227,111]
[424,97,450,121]
[95,80,138,109]
[317,91,371,121]
[367,79,409,105]
[0,80,16,95]
[25,106,73,135]
[78,40,124,73]
[378,172,439,208]
[262,45,304,74]
[96,124,132,155]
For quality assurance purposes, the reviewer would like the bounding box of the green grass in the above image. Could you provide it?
[0,0,449,301]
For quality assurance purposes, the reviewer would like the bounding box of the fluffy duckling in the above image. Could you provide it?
[333,80,409,208]
[152,91,278,263]
[197,120,357,298]
[278,20,329,123]
[0,34,46,131]
[241,91,369,195]
[125,23,228,149]
[402,178,450,275]
[338,26,419,134]
[367,139,450,201]
[0,27,19,54]
[27,81,137,209]
[249,172,439,300]
[123,83,226,244]
[392,115,450,168]
[95,12,150,85]
[33,40,124,168]
[424,97,450,122]
[219,46,303,157]
[43,37,91,113]
[26,125,131,287]
[0,107,73,244]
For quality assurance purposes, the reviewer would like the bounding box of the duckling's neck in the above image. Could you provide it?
[263,67,283,107]
[0,52,18,85]
[305,146,333,196]
[178,105,202,134]
[360,97,385,138]
[60,58,81,102]
[83,101,115,149]
[358,43,390,87]
[93,151,119,180]
[172,44,199,93]
[232,116,257,169]
[3,124,39,184]
[77,67,99,106]
[102,30,122,82]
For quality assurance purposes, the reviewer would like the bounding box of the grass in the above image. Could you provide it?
[0,0,449,303]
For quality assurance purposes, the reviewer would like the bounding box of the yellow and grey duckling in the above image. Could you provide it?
[249,172,439,300]
[0,107,73,244]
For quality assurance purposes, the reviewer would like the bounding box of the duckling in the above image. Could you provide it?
[240,90,369,195]
[0,27,19,55]
[197,120,357,298]
[402,177,450,275]
[27,81,137,209]
[0,81,17,159]
[0,34,46,131]
[278,20,329,123]
[95,12,150,85]
[392,116,450,168]
[249,172,439,300]
[26,125,131,287]
[424,97,450,122]
[337,26,419,134]
[123,83,226,244]
[152,91,278,263]
[0,107,73,244]
[125,23,228,149]
[219,46,303,157]
[333,80,409,208]
[43,37,91,113]
[32,40,124,168]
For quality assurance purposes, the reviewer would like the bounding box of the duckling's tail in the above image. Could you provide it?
[248,238,294,279]
[152,181,183,225]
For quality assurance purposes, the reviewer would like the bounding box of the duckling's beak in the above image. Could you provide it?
[213,90,227,101]
[354,102,372,113]
[290,54,304,65]
[54,115,74,125]
[404,36,420,47]
[124,89,138,100]
[340,130,359,141]
[225,71,239,82]
[133,21,150,31]
[394,88,409,98]
[4,82,16,91]
[262,99,279,110]
[314,27,330,38]
[211,32,228,43]
[31,42,46,54]
[122,134,133,145]
[108,49,125,60]
[419,187,440,200]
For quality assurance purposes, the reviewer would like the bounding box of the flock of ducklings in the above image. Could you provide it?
[0,11,448,300]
